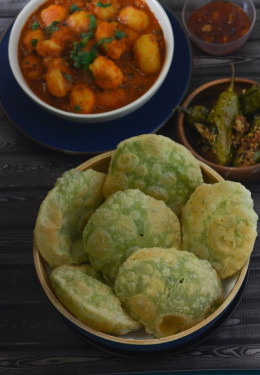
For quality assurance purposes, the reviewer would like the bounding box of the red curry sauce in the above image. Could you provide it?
[18,0,166,114]
[188,1,250,44]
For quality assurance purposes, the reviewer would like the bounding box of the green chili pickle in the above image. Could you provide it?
[239,84,260,118]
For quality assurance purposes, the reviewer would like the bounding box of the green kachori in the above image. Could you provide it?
[83,188,181,285]
[70,264,105,283]
[181,181,258,279]
[34,168,106,268]
[115,247,223,338]
[33,133,257,340]
[50,265,141,335]
[103,134,203,215]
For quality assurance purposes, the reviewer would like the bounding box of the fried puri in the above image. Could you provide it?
[115,247,223,338]
[103,134,203,215]
[34,169,106,268]
[83,189,181,285]
[50,265,141,335]
[70,264,105,283]
[181,181,258,279]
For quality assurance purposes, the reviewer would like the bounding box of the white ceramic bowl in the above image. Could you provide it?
[8,0,174,123]
[33,151,249,353]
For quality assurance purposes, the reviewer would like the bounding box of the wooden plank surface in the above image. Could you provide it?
[0,0,259,373]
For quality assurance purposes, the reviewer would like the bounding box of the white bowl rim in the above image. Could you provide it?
[8,0,174,121]
[182,0,256,49]
[33,151,249,347]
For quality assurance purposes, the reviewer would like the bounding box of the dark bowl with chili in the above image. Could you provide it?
[182,0,256,56]
[175,78,260,184]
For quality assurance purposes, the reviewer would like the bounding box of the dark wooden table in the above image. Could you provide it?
[0,0,259,374]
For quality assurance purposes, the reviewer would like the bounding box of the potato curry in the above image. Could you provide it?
[19,0,166,114]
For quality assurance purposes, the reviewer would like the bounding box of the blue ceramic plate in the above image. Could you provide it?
[0,9,192,154]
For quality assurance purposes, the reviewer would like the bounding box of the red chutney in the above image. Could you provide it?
[188,1,250,44]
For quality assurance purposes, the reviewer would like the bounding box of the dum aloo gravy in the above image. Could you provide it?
[19,0,166,114]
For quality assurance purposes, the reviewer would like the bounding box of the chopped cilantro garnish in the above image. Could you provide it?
[96,31,125,48]
[71,46,97,69]
[97,36,115,46]
[78,15,96,44]
[70,41,81,64]
[62,72,73,81]
[31,38,38,47]
[70,45,82,67]
[115,30,125,40]
[70,15,97,70]
[80,36,89,48]
[45,21,60,35]
[69,4,82,13]
[74,105,82,112]
[83,47,97,70]
[88,14,96,31]
[32,21,39,30]
[96,1,112,7]
[72,40,80,52]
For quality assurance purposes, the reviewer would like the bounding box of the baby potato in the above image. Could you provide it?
[95,21,114,40]
[67,11,91,34]
[93,0,119,20]
[46,66,72,97]
[89,56,123,89]
[98,88,126,109]
[36,39,63,57]
[70,84,96,114]
[121,26,138,48]
[40,4,67,26]
[51,27,74,46]
[44,57,69,70]
[133,33,161,74]
[43,57,53,68]
[22,29,45,53]
[118,6,149,32]
[95,22,126,59]
[21,55,44,80]
[36,27,74,57]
